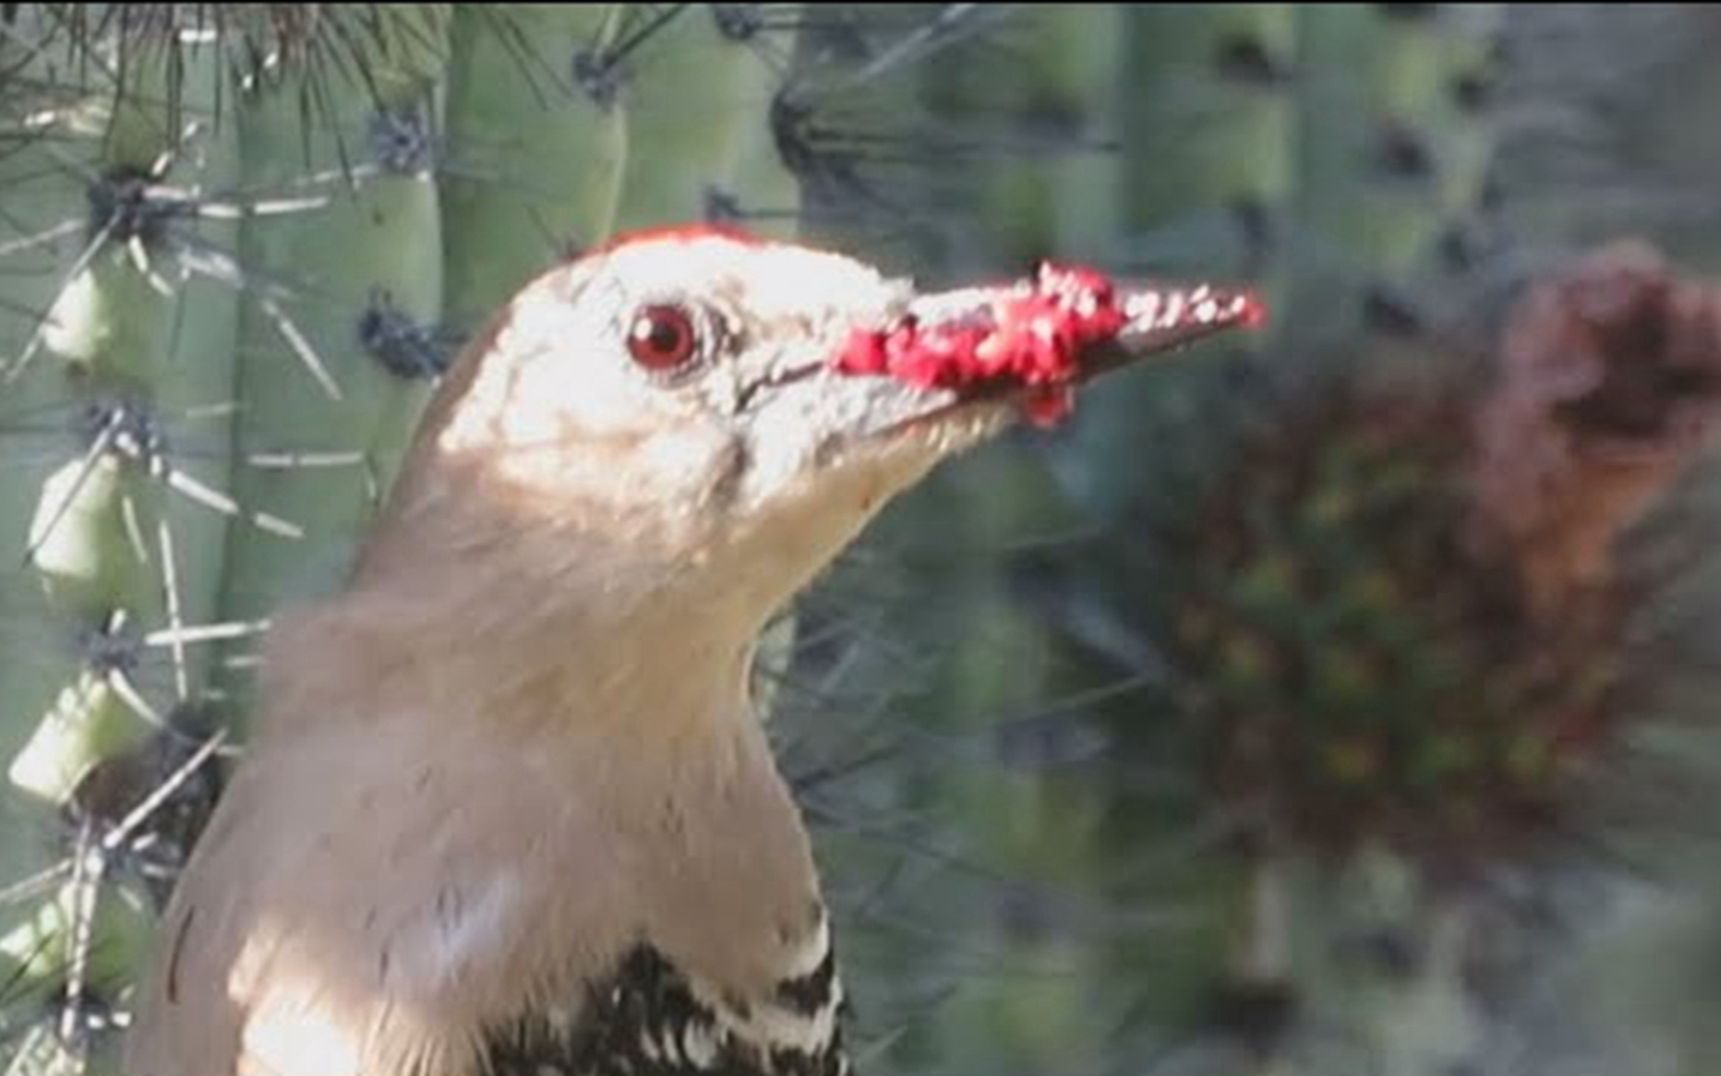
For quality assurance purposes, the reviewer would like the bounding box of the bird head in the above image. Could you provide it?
[369,226,1261,635]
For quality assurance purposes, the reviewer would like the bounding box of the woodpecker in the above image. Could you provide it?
[121,227,1259,1076]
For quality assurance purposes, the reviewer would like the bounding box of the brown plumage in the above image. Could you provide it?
[122,228,1257,1076]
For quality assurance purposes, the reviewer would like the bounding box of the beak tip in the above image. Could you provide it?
[1111,281,1268,370]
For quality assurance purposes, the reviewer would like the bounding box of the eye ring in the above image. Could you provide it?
[626,303,700,373]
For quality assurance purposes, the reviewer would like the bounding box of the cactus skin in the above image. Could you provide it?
[0,18,242,1065]
[4,81,240,805]
[213,13,450,702]
[610,5,803,235]
[0,12,100,957]
[1119,6,1296,277]
[1287,5,1503,351]
[913,5,1126,272]
[438,5,627,330]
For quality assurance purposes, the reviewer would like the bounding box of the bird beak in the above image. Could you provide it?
[821,262,1265,443]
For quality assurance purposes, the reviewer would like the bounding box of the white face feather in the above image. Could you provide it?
[432,231,1010,620]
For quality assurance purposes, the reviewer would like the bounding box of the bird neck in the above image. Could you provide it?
[258,458,778,757]
[239,455,828,1019]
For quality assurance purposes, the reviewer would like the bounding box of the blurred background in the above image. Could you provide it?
[5,4,1721,1074]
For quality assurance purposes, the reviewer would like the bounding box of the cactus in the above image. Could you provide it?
[212,10,450,708]
[0,14,249,1061]
[437,5,626,328]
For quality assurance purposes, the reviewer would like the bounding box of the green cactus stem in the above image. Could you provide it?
[438,4,627,330]
[213,17,449,699]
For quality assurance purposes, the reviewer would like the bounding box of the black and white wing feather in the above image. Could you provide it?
[484,921,849,1076]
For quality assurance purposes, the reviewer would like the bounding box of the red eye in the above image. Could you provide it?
[626,303,699,371]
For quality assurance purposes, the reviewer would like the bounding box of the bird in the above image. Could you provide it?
[120,225,1260,1076]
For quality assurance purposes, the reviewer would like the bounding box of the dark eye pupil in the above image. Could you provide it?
[648,322,680,350]
[628,304,697,370]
